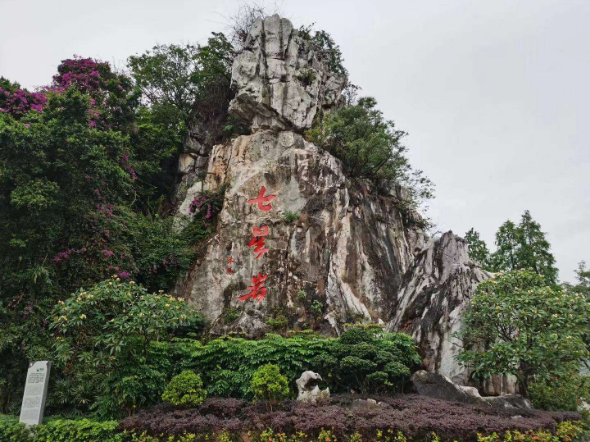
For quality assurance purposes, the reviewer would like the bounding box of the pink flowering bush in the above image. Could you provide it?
[0,87,47,118]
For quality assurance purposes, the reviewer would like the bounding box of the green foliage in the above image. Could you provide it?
[282,211,300,223]
[310,300,324,317]
[186,328,419,398]
[128,33,237,144]
[32,418,124,442]
[162,371,207,407]
[250,364,290,405]
[491,211,558,283]
[266,314,289,331]
[457,269,589,397]
[529,374,590,411]
[0,416,125,441]
[0,415,29,442]
[465,228,492,270]
[297,26,348,77]
[49,278,203,416]
[563,261,590,297]
[306,97,433,207]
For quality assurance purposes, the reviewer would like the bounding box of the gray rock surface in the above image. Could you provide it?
[229,15,346,132]
[412,370,531,409]
[387,233,493,386]
[175,129,426,333]
[411,370,478,404]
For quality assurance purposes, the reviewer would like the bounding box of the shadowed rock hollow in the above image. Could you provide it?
[175,14,494,389]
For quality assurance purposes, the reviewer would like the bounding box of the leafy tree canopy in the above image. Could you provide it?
[465,228,492,270]
[306,97,434,208]
[457,269,589,397]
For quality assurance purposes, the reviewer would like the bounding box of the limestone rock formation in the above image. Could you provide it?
[175,129,426,334]
[230,14,346,131]
[387,232,493,386]
[412,371,531,409]
[175,14,492,388]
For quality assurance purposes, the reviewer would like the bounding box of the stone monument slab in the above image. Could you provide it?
[19,361,51,426]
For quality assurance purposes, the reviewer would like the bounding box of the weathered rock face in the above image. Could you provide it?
[230,14,346,131]
[412,371,530,409]
[387,233,492,386]
[175,14,494,389]
[176,129,427,334]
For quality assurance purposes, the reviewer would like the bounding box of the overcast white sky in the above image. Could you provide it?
[1,0,589,283]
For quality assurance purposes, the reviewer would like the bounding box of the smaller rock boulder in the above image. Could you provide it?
[412,370,533,410]
[412,370,478,404]
[296,371,330,403]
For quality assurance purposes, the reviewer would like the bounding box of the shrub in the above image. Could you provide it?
[0,415,29,442]
[0,415,125,441]
[118,396,583,441]
[187,334,333,399]
[33,418,124,441]
[162,371,207,407]
[186,329,420,399]
[529,374,590,411]
[250,364,290,406]
[49,277,203,416]
[282,211,300,223]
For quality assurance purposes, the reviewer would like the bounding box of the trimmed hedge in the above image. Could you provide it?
[1,411,586,442]
[119,395,585,441]
[0,416,124,441]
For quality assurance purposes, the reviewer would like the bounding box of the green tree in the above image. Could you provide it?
[491,220,520,272]
[457,269,589,397]
[516,210,558,283]
[563,261,590,296]
[465,228,492,270]
[49,277,203,416]
[306,97,433,207]
[128,33,235,140]
[128,43,201,119]
[491,212,558,283]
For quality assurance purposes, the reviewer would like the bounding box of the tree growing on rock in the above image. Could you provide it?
[457,269,589,398]
[306,97,434,207]
[465,228,492,270]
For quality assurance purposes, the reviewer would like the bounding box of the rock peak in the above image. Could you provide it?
[229,15,347,132]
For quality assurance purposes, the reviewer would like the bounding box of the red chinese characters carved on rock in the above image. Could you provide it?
[247,186,276,212]
[238,273,268,302]
[240,186,277,303]
[248,225,269,259]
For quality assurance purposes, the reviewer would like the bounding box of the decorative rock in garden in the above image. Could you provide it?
[412,370,532,410]
[296,371,330,403]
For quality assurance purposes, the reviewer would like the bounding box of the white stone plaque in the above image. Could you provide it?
[19,361,51,426]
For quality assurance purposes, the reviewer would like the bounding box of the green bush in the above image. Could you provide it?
[457,269,590,397]
[0,416,125,441]
[250,364,290,405]
[162,371,207,407]
[187,328,420,398]
[49,278,203,417]
[529,374,590,411]
[0,415,29,442]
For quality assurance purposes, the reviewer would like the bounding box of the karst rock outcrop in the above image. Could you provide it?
[175,15,496,389]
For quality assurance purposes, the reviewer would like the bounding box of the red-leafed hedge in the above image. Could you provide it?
[119,395,581,441]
